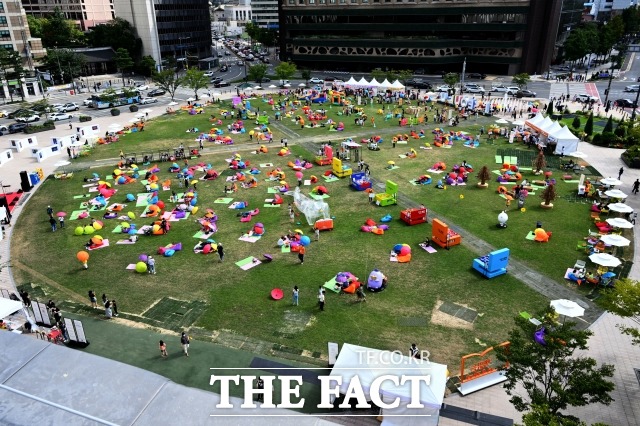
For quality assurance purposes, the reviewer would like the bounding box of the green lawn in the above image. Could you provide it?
[13,95,628,368]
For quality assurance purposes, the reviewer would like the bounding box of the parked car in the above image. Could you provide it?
[575,94,598,103]
[255,77,271,83]
[309,77,324,84]
[60,103,80,112]
[214,81,230,88]
[236,60,244,66]
[516,89,537,98]
[624,85,640,92]
[82,98,94,106]
[49,112,72,121]
[435,85,452,92]
[466,72,486,79]
[8,108,33,119]
[615,98,637,108]
[139,97,158,105]
[15,113,40,123]
[147,88,166,97]
[135,84,149,91]
[462,84,485,93]
[0,110,8,118]
[0,124,8,135]
[203,71,215,77]
[408,80,433,89]
[490,85,513,92]
[210,77,223,84]
[8,122,28,133]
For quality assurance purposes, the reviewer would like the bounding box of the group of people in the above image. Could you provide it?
[88,290,119,319]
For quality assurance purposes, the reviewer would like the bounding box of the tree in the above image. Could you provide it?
[600,278,640,345]
[42,49,85,85]
[27,15,47,39]
[571,116,581,130]
[540,184,558,207]
[114,48,134,86]
[274,61,297,81]
[603,115,614,133]
[183,69,208,101]
[564,26,591,63]
[546,102,554,116]
[476,165,491,187]
[584,112,594,136]
[30,99,55,120]
[86,18,143,60]
[443,72,459,89]
[300,69,311,83]
[152,70,183,100]
[622,6,640,34]
[0,49,25,102]
[40,8,85,48]
[495,309,615,420]
[137,56,157,77]
[247,64,268,84]
[533,151,546,173]
[512,73,530,88]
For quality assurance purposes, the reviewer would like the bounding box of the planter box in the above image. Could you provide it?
[621,154,640,168]
[24,122,55,134]
[79,115,92,122]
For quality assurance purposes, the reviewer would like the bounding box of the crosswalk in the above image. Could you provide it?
[549,82,601,103]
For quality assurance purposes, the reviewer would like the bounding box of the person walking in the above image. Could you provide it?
[49,217,57,232]
[318,290,325,311]
[46,205,54,218]
[292,285,299,306]
[298,245,305,265]
[147,255,156,274]
[255,378,265,402]
[159,340,168,357]
[618,167,624,180]
[633,179,640,195]
[180,332,190,357]
[58,215,65,229]
[217,243,224,262]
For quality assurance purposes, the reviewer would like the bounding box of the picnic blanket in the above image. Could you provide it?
[281,245,291,253]
[322,175,339,183]
[525,231,536,240]
[259,163,274,168]
[213,197,234,204]
[309,193,330,200]
[303,180,311,186]
[236,256,262,270]
[239,234,261,243]
[69,210,89,221]
[136,194,150,207]
[390,253,398,262]
[116,239,136,245]
[88,240,110,250]
[418,243,437,253]
[323,277,341,293]
[563,268,575,280]
[427,169,444,174]
[398,154,407,159]
[193,230,215,239]
[73,194,91,199]
[125,263,137,270]
[263,203,281,207]
[386,166,400,170]
[495,155,503,164]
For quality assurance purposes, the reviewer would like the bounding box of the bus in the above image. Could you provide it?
[89,90,140,109]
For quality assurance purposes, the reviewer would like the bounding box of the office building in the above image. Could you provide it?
[279,0,562,75]
[21,0,114,31]
[252,0,278,29]
[586,0,638,20]
[113,0,212,68]
[0,2,46,101]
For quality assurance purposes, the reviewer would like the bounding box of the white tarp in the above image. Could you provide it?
[330,343,447,426]
[0,298,23,319]
[551,125,580,154]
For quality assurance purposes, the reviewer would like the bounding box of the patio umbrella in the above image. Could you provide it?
[168,101,178,106]
[604,189,628,199]
[599,234,631,247]
[298,83,306,87]
[589,252,622,267]
[600,177,623,186]
[186,97,195,102]
[550,299,585,318]
[283,84,291,88]
[495,118,509,124]
[268,85,277,88]
[606,217,633,228]
[567,151,588,159]
[608,202,634,213]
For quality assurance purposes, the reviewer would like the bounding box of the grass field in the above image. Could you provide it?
[12,94,630,368]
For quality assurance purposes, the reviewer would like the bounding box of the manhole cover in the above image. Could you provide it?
[439,301,478,323]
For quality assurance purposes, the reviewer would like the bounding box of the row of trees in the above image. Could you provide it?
[563,16,627,67]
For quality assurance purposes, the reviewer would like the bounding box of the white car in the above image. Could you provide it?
[139,97,158,105]
[135,84,149,91]
[50,112,72,121]
[575,94,598,103]
[309,77,324,84]
[15,114,40,123]
[59,102,79,112]
[203,71,215,77]
[0,124,8,135]
[462,84,485,93]
[83,98,93,106]
[435,85,452,92]
[624,85,639,92]
[491,85,519,94]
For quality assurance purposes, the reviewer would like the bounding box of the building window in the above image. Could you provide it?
[289,0,295,3]
[319,0,326,3]
[299,0,304,4]
[309,0,315,3]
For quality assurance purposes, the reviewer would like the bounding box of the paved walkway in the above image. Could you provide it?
[1,93,639,425]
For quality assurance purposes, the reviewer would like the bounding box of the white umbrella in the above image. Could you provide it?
[550,299,585,318]
[600,177,623,186]
[604,189,628,199]
[589,252,622,267]
[298,83,306,87]
[268,84,277,89]
[606,217,634,228]
[200,94,209,98]
[600,234,631,247]
[495,118,509,124]
[284,84,291,88]
[186,97,195,102]
[254,86,262,90]
[567,151,588,159]
[168,101,178,106]
[0,298,24,319]
[608,202,634,213]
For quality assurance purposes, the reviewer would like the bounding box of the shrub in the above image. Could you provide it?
[571,116,581,129]
[601,131,618,146]
[24,120,55,134]
[603,115,614,133]
[584,112,594,136]
[111,108,121,116]
[621,145,640,168]
[129,105,139,112]
[592,133,603,145]
[79,115,92,122]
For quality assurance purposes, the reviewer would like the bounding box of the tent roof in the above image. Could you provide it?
[369,78,380,87]
[540,120,562,136]
[390,79,405,89]
[0,298,23,319]
[345,77,358,86]
[357,77,370,86]
[524,113,544,128]
[379,79,392,88]
[553,125,580,141]
[330,343,448,408]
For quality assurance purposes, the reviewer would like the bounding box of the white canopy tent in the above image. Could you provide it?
[540,121,562,137]
[524,113,545,131]
[357,77,370,87]
[536,116,553,133]
[551,125,581,154]
[390,80,405,90]
[369,78,381,87]
[330,343,448,425]
[345,77,359,87]
[0,298,24,319]
[380,79,392,88]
